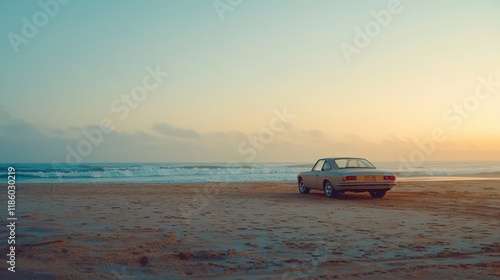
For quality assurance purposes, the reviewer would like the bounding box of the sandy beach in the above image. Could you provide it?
[2,180,499,279]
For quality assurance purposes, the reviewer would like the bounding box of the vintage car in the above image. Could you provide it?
[297,157,396,198]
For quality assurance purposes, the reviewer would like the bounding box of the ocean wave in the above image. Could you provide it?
[470,171,500,177]
[2,161,500,183]
[161,164,254,170]
[10,163,304,180]
[394,169,500,177]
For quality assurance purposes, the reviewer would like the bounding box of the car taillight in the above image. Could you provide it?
[342,176,357,181]
[384,175,396,181]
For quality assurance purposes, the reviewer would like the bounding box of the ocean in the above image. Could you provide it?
[2,161,500,183]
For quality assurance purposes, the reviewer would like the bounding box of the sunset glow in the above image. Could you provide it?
[1,0,499,162]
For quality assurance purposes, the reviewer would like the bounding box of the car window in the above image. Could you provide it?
[358,160,374,168]
[335,159,348,168]
[346,159,358,168]
[335,158,375,169]
[312,160,325,171]
[322,161,332,171]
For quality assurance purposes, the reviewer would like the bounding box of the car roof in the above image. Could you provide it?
[320,157,367,161]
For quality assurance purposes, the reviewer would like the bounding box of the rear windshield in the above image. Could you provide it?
[335,159,375,169]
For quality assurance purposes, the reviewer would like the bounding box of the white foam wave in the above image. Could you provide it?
[3,161,500,183]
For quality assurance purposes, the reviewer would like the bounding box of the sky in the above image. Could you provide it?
[1,0,500,163]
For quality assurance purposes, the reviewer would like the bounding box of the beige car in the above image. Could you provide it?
[297,157,396,198]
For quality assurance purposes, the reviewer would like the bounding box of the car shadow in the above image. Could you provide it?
[270,191,374,202]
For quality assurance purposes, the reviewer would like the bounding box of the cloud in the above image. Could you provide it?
[0,105,10,120]
[2,106,498,163]
[0,107,70,162]
[153,123,201,139]
[0,110,239,162]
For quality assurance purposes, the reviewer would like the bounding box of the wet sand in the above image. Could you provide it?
[1,180,499,279]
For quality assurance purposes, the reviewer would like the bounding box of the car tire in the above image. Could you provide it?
[324,181,340,199]
[298,178,310,194]
[369,190,386,198]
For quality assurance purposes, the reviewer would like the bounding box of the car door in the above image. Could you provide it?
[305,159,325,189]
[318,160,333,187]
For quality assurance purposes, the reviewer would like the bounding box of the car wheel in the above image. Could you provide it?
[324,181,340,199]
[369,190,386,198]
[298,178,310,194]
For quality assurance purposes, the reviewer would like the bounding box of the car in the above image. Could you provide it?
[296,157,396,199]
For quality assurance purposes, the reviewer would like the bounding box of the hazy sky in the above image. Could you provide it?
[1,0,500,163]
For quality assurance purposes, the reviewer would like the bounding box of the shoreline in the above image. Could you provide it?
[2,181,499,279]
[7,161,500,185]
[397,176,500,182]
[16,175,500,185]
